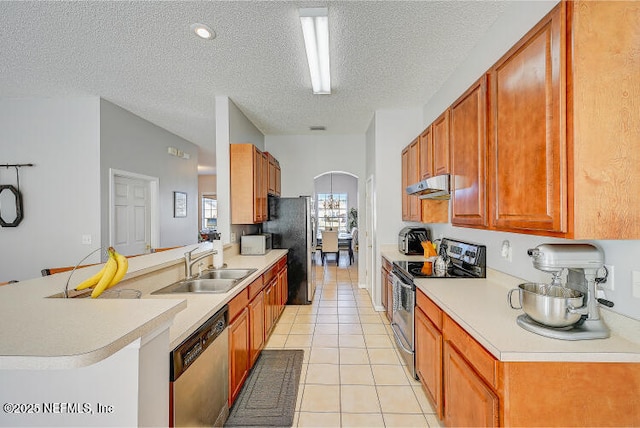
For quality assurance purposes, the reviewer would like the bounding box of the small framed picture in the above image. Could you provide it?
[174,191,187,218]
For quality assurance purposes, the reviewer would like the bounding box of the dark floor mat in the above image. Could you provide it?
[225,349,304,427]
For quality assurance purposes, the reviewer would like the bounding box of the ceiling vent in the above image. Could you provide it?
[310,126,326,131]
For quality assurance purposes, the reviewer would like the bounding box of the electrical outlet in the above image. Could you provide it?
[633,270,640,298]
[599,264,615,291]
[500,240,512,262]
[81,234,92,245]
[230,232,237,243]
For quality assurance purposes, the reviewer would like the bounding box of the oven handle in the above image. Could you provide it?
[391,272,414,290]
[391,322,414,355]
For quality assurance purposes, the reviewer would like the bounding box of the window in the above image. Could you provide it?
[201,196,217,230]
[317,193,348,233]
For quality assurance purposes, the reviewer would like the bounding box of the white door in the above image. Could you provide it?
[113,175,150,256]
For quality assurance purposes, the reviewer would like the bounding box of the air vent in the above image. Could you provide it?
[310,126,326,131]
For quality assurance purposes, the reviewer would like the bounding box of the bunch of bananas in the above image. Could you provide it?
[75,247,129,298]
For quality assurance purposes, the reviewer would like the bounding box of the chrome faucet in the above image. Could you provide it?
[184,247,218,278]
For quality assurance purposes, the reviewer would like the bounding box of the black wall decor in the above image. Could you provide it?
[0,184,23,227]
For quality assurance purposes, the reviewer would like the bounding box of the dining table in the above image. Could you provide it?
[316,232,354,265]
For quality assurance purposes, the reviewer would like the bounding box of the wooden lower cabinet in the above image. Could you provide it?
[443,341,499,427]
[228,255,288,407]
[278,267,288,308]
[264,278,277,336]
[248,290,265,367]
[228,307,249,407]
[381,258,393,322]
[414,293,640,426]
[415,306,443,419]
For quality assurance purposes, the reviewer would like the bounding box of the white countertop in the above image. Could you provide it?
[0,243,287,369]
[142,248,288,349]
[380,245,640,363]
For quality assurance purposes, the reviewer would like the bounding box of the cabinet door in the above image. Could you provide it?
[229,307,250,406]
[231,144,260,224]
[259,152,268,221]
[278,267,288,307]
[488,6,566,233]
[385,272,393,323]
[381,268,388,313]
[401,147,410,221]
[249,292,265,367]
[408,139,421,221]
[264,278,277,335]
[267,155,277,195]
[451,76,488,227]
[275,165,281,196]
[415,307,443,419]
[443,341,499,427]
[432,110,450,175]
[419,126,433,180]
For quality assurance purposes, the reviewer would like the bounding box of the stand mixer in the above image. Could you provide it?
[518,243,610,340]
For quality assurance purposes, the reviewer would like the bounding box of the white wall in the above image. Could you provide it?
[229,101,265,150]
[265,134,366,282]
[217,97,265,244]
[100,99,199,250]
[0,98,101,282]
[367,109,423,305]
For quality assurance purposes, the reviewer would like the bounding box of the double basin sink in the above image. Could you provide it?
[48,268,257,298]
[151,268,257,295]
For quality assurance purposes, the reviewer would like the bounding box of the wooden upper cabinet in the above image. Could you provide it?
[488,5,566,234]
[419,126,433,180]
[401,143,420,222]
[569,1,640,239]
[401,147,410,221]
[408,139,421,221]
[265,152,281,197]
[432,110,450,175]
[231,144,274,224]
[450,75,488,228]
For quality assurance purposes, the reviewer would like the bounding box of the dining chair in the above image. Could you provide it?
[321,230,339,265]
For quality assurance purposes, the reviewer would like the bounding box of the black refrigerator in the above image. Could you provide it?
[263,196,316,304]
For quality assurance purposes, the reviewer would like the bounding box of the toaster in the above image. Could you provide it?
[398,227,431,255]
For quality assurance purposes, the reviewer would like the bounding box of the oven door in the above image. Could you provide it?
[390,272,417,379]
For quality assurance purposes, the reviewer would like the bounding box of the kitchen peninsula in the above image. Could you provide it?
[0,243,287,427]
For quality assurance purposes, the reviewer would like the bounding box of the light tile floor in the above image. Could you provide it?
[264,252,443,427]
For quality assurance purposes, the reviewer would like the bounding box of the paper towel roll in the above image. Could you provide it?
[212,240,224,268]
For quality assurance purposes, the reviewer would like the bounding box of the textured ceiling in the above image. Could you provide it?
[0,1,508,173]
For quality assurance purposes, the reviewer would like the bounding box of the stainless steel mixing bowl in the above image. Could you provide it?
[508,283,584,328]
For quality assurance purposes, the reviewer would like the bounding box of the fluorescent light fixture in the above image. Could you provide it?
[191,23,215,40]
[299,7,331,94]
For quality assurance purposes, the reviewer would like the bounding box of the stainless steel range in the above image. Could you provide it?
[390,238,486,379]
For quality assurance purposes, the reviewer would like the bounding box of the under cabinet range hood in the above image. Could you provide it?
[405,174,451,200]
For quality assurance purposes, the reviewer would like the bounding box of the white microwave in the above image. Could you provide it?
[240,234,272,255]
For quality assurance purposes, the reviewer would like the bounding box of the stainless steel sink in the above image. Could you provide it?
[198,268,257,280]
[151,268,257,295]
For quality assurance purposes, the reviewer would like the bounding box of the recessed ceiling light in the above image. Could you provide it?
[191,23,215,40]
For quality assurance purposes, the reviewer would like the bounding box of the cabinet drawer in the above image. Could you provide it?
[382,257,392,273]
[277,256,287,271]
[443,314,497,388]
[416,289,443,331]
[247,276,265,301]
[262,264,278,285]
[228,288,249,323]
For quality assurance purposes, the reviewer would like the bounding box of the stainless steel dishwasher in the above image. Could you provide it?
[170,306,229,427]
